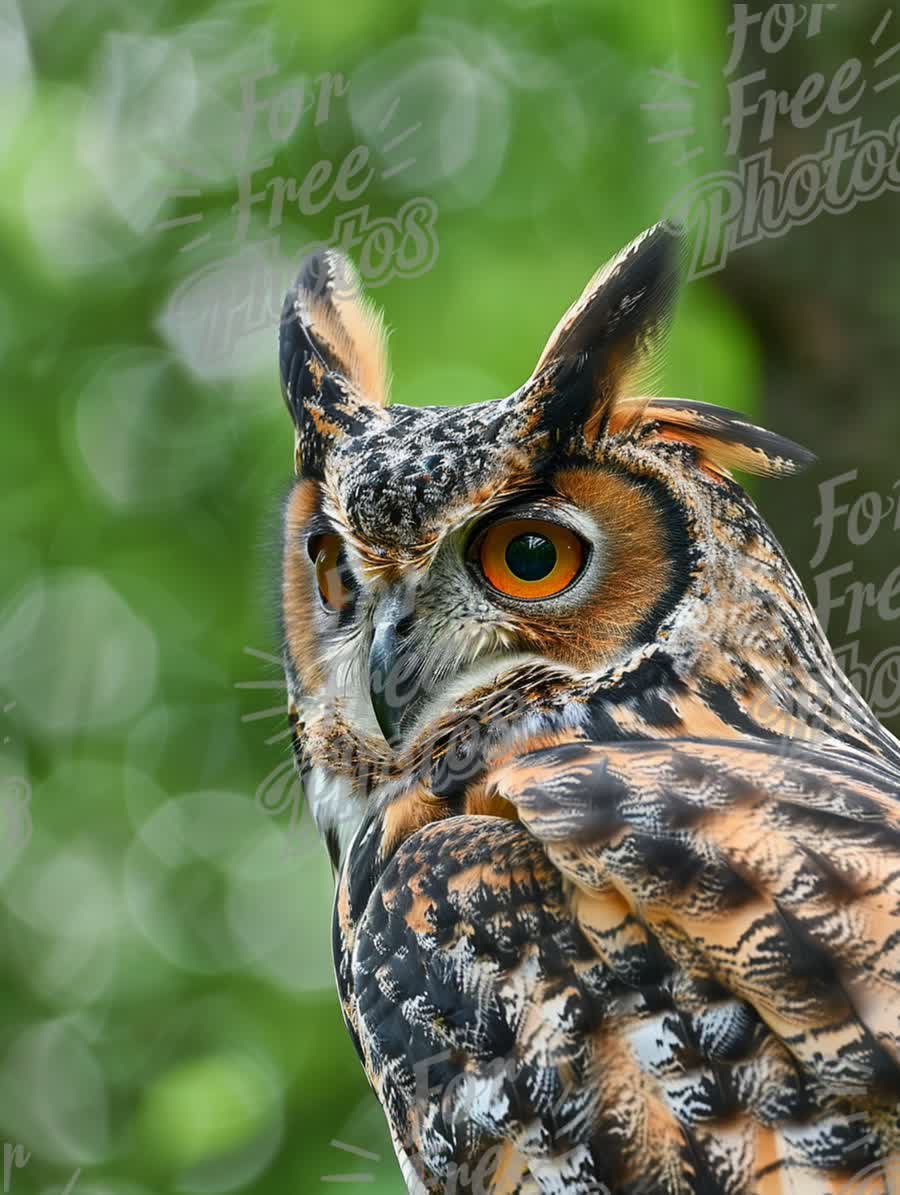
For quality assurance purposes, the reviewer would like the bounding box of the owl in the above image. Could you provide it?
[277,226,900,1194]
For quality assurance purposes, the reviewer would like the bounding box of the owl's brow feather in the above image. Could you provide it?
[320,453,541,577]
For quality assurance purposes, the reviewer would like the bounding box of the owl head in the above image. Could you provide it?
[278,225,816,778]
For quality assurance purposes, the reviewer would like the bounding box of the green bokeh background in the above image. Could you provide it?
[2,0,897,1192]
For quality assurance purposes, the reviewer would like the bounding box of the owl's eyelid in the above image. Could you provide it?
[465,500,585,557]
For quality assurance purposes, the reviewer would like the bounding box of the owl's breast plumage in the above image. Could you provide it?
[330,703,900,1193]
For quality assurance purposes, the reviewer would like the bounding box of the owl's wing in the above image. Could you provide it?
[491,737,900,1187]
[344,737,900,1194]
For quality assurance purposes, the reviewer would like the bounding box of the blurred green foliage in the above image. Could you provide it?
[0,1,758,1191]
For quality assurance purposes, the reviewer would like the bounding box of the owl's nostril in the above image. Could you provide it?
[395,614,415,639]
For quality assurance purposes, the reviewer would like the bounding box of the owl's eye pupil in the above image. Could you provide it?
[505,534,557,582]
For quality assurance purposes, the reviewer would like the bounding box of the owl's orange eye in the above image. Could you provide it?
[478,519,585,600]
[308,534,350,612]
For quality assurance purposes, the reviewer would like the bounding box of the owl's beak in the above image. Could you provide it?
[368,584,422,745]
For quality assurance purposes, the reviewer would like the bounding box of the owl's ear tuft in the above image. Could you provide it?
[610,398,816,479]
[526,223,684,443]
[279,250,390,476]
